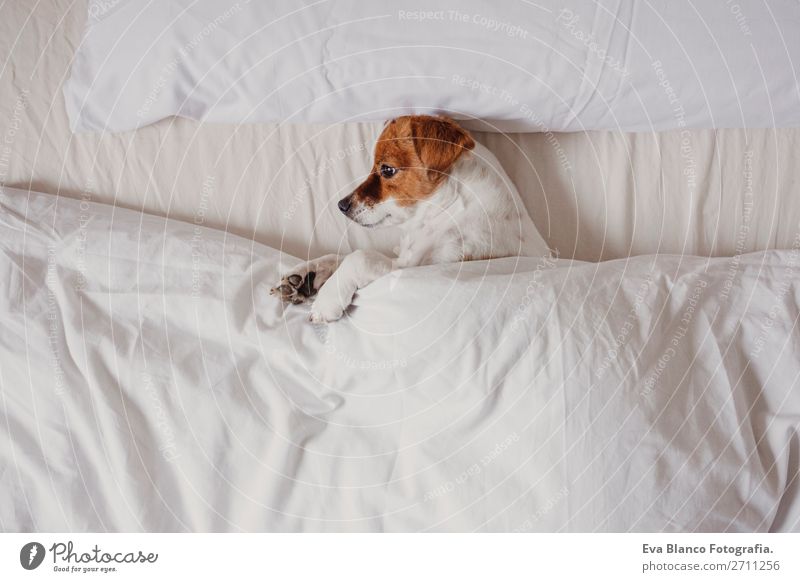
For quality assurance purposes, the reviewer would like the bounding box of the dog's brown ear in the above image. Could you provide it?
[410,116,475,180]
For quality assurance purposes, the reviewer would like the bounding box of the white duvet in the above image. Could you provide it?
[1,186,799,532]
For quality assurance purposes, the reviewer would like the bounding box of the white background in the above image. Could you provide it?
[1,533,798,581]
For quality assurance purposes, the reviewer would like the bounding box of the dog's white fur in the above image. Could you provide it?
[280,141,550,323]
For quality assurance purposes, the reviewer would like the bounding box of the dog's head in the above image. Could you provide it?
[338,115,475,227]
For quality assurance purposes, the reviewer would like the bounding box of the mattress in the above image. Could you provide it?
[1,0,800,264]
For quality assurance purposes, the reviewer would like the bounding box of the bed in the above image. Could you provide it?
[1,0,799,532]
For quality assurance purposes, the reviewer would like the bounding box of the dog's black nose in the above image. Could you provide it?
[337,197,352,213]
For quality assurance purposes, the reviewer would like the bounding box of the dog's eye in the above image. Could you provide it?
[379,164,397,178]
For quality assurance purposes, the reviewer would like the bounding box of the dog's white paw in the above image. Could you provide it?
[270,255,341,305]
[270,268,317,305]
[308,290,348,323]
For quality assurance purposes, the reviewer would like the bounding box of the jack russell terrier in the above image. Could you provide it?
[270,115,550,322]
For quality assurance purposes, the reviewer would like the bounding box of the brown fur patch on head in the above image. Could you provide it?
[349,115,475,208]
[408,116,476,180]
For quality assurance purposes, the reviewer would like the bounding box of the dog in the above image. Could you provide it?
[270,115,550,322]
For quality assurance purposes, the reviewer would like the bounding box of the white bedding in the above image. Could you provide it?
[65,0,800,133]
[3,1,800,265]
[2,187,799,532]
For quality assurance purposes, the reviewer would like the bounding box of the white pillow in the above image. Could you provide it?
[65,0,800,133]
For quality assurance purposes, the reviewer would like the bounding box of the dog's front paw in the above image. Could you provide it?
[308,290,348,323]
[269,268,317,305]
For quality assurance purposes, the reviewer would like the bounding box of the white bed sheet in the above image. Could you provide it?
[1,186,798,532]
